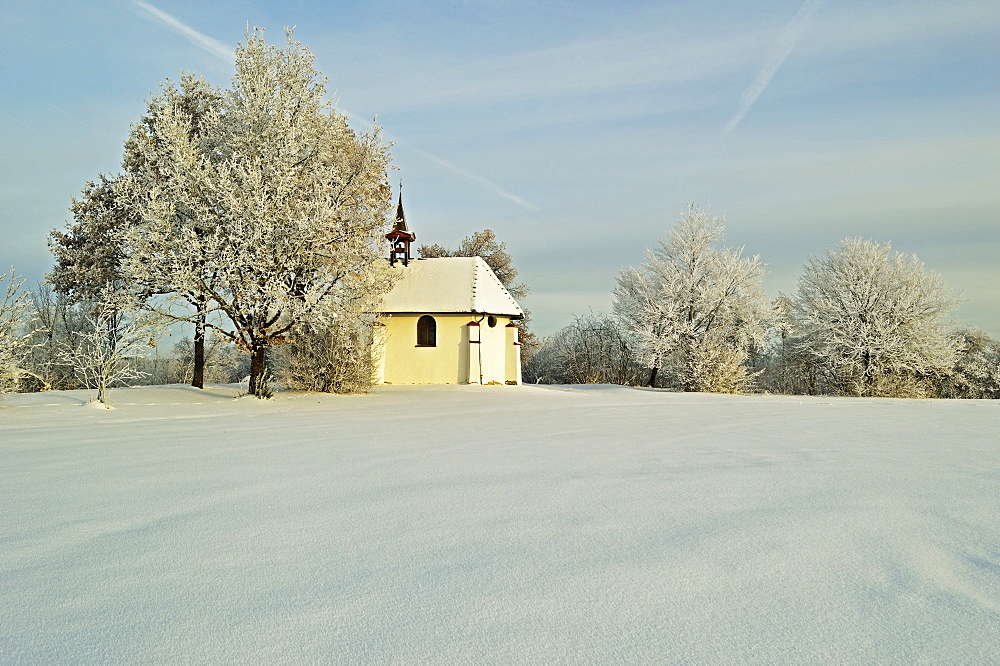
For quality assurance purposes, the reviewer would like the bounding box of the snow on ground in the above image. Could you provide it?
[1,384,998,663]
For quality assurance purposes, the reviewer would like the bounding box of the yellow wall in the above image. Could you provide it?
[376,314,521,384]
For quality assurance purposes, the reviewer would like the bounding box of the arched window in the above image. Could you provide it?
[416,315,436,347]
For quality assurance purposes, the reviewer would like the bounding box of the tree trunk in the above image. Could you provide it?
[191,297,206,389]
[861,350,873,396]
[248,345,268,398]
[647,366,658,387]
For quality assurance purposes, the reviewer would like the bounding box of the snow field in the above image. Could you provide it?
[1,384,998,662]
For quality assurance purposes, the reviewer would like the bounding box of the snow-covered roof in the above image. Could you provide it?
[380,256,523,316]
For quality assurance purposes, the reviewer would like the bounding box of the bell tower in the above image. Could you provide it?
[386,185,416,266]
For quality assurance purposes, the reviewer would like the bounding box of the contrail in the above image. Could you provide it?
[349,114,538,210]
[723,0,824,135]
[392,138,540,211]
[128,0,233,64]
[127,0,538,210]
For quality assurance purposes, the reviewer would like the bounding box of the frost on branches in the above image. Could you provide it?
[21,286,92,392]
[48,175,132,303]
[58,296,159,406]
[122,73,223,390]
[49,76,224,390]
[939,329,1000,399]
[526,312,643,386]
[614,205,774,393]
[274,315,382,394]
[119,29,394,397]
[0,270,35,397]
[790,237,959,397]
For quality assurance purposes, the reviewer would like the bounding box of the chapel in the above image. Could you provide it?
[374,193,523,385]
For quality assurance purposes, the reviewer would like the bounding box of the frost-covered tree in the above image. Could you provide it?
[933,329,1000,399]
[119,29,394,397]
[48,176,144,393]
[526,312,642,385]
[58,294,160,406]
[790,237,959,397]
[49,175,131,302]
[121,73,224,389]
[614,205,774,393]
[21,284,90,391]
[420,229,528,299]
[48,76,223,390]
[0,270,35,397]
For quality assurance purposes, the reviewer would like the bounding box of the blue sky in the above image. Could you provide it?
[2,0,998,336]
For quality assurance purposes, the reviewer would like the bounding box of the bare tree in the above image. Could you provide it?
[21,284,89,391]
[162,332,248,385]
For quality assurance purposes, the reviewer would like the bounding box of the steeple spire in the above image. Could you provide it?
[394,186,408,233]
[386,182,416,266]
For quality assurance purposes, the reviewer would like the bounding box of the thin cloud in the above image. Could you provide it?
[724,0,824,135]
[128,0,233,64]
[352,28,762,116]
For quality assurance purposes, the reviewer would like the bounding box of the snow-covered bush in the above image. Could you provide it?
[790,238,959,398]
[274,315,380,394]
[613,205,774,392]
[526,313,643,385]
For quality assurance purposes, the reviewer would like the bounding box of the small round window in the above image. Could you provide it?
[487,315,497,328]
